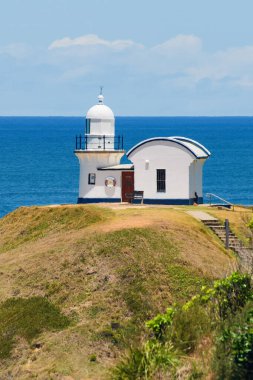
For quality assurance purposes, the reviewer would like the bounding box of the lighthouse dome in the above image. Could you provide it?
[86,94,114,120]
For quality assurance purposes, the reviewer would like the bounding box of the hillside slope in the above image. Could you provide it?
[0,205,235,379]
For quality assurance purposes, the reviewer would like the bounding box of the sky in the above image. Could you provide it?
[1,0,253,116]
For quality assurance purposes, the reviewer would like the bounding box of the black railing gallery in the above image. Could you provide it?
[75,135,124,151]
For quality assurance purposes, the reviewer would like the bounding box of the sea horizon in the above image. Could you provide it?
[1,115,253,118]
[1,115,253,217]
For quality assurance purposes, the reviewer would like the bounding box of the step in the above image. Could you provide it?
[217,235,237,240]
[221,239,241,244]
[202,220,220,225]
[202,220,251,262]
[214,231,236,237]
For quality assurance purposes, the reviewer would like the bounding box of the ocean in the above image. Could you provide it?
[0,116,253,217]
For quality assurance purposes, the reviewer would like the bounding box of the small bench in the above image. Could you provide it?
[125,191,144,204]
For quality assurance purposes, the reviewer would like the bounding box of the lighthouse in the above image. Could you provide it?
[75,92,126,203]
[75,92,211,205]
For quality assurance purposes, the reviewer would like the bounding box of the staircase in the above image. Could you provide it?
[202,219,253,273]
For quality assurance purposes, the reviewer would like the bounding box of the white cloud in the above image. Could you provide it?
[3,35,253,91]
[48,34,143,51]
[186,45,253,84]
[3,33,253,115]
[152,34,202,55]
[45,34,253,90]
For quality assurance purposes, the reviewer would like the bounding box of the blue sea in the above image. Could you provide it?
[0,116,253,217]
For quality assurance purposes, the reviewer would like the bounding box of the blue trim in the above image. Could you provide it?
[77,197,121,204]
[127,137,209,159]
[170,136,211,156]
[132,197,204,205]
[141,198,192,205]
[77,197,204,205]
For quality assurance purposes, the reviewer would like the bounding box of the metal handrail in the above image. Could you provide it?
[206,193,234,210]
[75,135,124,151]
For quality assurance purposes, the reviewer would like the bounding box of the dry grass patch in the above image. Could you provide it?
[0,205,235,379]
[0,205,113,253]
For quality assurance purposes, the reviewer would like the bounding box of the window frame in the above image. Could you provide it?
[88,173,96,185]
[86,119,91,134]
[156,169,166,193]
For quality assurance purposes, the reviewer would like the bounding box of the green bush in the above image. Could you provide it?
[184,272,252,321]
[0,297,70,358]
[114,272,253,379]
[170,304,211,353]
[214,304,253,379]
[146,308,174,340]
[112,340,178,380]
[248,218,253,230]
[147,304,211,353]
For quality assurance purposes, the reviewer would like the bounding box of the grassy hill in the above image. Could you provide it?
[0,204,239,379]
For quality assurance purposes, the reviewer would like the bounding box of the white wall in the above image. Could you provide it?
[189,159,205,199]
[75,151,124,199]
[128,140,196,200]
[90,119,114,136]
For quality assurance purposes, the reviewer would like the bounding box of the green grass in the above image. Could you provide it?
[80,227,211,349]
[166,263,210,302]
[0,297,70,358]
[93,227,209,303]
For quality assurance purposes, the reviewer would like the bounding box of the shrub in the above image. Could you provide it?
[89,354,97,362]
[112,340,178,380]
[147,304,211,353]
[114,272,253,378]
[214,305,253,379]
[184,272,252,321]
[170,304,211,353]
[248,218,253,230]
[146,308,174,340]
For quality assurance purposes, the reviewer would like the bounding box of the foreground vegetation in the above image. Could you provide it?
[0,204,250,379]
[114,273,253,379]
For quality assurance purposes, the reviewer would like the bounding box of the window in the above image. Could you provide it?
[157,169,166,192]
[86,119,90,134]
[88,173,96,185]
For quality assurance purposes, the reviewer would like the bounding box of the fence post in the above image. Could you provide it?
[225,219,229,249]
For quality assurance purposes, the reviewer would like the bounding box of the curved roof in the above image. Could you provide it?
[127,137,211,159]
[86,94,114,120]
[86,104,114,120]
[170,136,211,156]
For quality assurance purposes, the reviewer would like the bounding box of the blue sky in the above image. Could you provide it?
[1,0,253,115]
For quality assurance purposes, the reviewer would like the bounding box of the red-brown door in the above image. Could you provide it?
[122,171,134,202]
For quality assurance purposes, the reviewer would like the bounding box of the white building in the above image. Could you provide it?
[75,94,211,205]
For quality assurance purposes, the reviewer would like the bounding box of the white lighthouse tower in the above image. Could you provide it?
[75,92,125,203]
[75,92,210,205]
